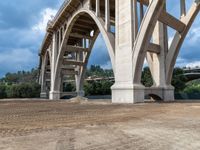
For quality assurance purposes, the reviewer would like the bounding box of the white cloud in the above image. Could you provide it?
[0,48,38,75]
[32,8,57,33]
[186,61,200,68]
[187,26,200,44]
[175,57,200,69]
[175,57,188,67]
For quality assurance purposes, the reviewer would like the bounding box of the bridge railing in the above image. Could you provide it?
[53,0,70,23]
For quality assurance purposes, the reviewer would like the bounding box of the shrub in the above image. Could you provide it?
[63,83,76,92]
[6,83,41,98]
[0,84,7,99]
[184,84,200,94]
[84,80,113,96]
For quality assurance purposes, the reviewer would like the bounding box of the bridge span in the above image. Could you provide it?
[39,0,200,103]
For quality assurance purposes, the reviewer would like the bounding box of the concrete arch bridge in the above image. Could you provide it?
[39,0,200,103]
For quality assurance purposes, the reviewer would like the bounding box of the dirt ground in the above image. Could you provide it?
[0,99,200,150]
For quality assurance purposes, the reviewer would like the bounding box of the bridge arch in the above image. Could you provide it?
[51,8,115,98]
[166,1,200,85]
[132,0,165,84]
[40,0,200,103]
[120,0,200,102]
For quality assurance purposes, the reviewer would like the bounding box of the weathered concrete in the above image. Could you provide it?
[39,0,200,103]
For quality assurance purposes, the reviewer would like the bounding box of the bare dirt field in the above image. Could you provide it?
[0,99,200,150]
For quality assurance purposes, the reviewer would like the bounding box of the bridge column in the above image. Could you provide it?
[40,55,48,98]
[133,0,138,40]
[105,0,110,31]
[180,0,186,17]
[96,0,100,17]
[40,81,48,98]
[112,0,145,103]
[60,74,64,93]
[147,21,174,101]
[76,75,85,97]
[75,40,85,97]
[49,32,61,100]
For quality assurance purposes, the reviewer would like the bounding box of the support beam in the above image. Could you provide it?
[61,69,78,75]
[88,0,92,10]
[137,0,149,6]
[133,0,138,40]
[159,11,186,33]
[140,3,144,23]
[96,0,100,17]
[66,45,89,52]
[77,19,96,25]
[73,24,93,30]
[63,60,85,66]
[59,29,62,48]
[45,79,51,82]
[45,71,51,79]
[57,31,60,51]
[49,31,61,100]
[40,55,48,99]
[70,33,92,40]
[147,43,161,54]
[180,0,186,17]
[105,0,110,31]
[50,33,58,93]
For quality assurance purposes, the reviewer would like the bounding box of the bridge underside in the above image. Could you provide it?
[39,0,200,103]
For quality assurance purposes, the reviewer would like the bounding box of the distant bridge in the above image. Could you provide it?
[182,68,200,82]
[39,0,200,103]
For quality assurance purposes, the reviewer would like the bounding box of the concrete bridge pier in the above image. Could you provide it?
[40,92,48,99]
[40,51,50,99]
[111,0,145,104]
[38,0,200,103]
[146,19,175,102]
[49,32,61,100]
[40,86,48,99]
[145,86,174,102]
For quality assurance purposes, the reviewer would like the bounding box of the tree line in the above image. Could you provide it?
[0,69,40,99]
[0,65,199,99]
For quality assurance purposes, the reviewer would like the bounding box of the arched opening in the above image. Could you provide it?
[55,11,115,99]
[40,51,51,98]
[141,59,164,102]
[146,94,162,102]
[84,34,114,99]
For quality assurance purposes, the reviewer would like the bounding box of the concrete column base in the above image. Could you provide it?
[145,85,175,102]
[162,85,175,102]
[111,84,145,104]
[49,91,61,100]
[40,92,48,99]
[77,90,85,97]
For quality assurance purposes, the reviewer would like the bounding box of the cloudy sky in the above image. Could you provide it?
[0,0,199,77]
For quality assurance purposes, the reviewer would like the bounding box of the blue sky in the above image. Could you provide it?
[0,0,199,77]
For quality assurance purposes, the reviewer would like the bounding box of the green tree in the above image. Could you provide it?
[63,83,76,92]
[172,68,187,92]
[101,80,113,95]
[86,65,114,78]
[0,84,7,99]
[6,83,40,98]
[141,67,153,87]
